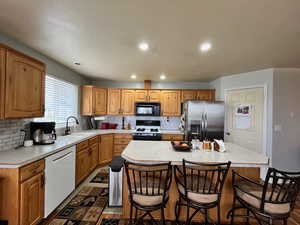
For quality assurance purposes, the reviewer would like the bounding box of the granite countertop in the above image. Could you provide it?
[0,129,184,168]
[122,141,269,167]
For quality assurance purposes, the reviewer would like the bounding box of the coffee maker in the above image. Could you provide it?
[30,122,57,145]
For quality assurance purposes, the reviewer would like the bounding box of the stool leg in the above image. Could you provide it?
[217,204,221,225]
[186,202,190,225]
[230,196,237,225]
[246,208,250,225]
[161,207,166,225]
[129,204,133,225]
[205,209,209,225]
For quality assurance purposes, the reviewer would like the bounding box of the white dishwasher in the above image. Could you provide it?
[44,146,76,217]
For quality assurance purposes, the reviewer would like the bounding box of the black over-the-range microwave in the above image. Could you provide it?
[135,102,161,116]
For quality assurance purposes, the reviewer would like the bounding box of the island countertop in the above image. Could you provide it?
[122,141,269,167]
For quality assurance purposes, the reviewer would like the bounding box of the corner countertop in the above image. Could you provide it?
[122,141,269,167]
[0,129,183,168]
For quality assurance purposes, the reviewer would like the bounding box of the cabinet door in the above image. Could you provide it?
[20,173,44,225]
[76,148,90,185]
[107,88,121,115]
[90,143,99,171]
[148,90,161,102]
[93,87,107,115]
[5,50,45,118]
[121,89,135,115]
[197,90,215,101]
[161,90,181,116]
[0,47,5,119]
[181,90,197,102]
[135,89,148,102]
[81,86,93,115]
[99,134,113,164]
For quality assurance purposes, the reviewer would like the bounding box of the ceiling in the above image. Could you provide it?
[0,0,300,82]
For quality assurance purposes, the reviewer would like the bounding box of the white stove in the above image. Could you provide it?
[133,120,161,140]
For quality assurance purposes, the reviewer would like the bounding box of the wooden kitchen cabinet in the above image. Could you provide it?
[181,90,197,102]
[161,90,181,116]
[20,172,45,225]
[0,47,5,119]
[107,88,122,115]
[121,89,135,115]
[135,89,148,102]
[0,159,45,225]
[3,46,45,119]
[99,134,114,165]
[161,134,184,141]
[197,90,215,101]
[113,134,132,156]
[90,143,99,171]
[76,147,90,185]
[81,86,107,115]
[148,90,161,102]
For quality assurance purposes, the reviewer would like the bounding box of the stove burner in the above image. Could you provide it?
[136,128,145,132]
[150,128,159,132]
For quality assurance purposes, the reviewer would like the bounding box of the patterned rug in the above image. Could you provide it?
[48,187,108,225]
[101,219,176,225]
[90,169,109,184]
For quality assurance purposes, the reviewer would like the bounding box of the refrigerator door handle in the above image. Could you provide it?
[204,113,208,139]
[201,113,205,139]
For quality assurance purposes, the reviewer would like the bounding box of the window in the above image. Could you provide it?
[35,75,79,128]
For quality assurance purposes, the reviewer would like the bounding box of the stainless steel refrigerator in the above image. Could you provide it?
[183,101,224,141]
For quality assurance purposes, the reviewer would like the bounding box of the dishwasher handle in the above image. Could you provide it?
[52,151,73,163]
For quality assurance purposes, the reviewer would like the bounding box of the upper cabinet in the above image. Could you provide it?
[161,90,181,116]
[121,89,135,115]
[107,88,122,115]
[81,86,107,115]
[134,89,161,103]
[0,47,5,119]
[0,45,45,119]
[181,89,215,102]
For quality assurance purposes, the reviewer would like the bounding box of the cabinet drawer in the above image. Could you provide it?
[114,138,131,145]
[20,159,45,182]
[161,134,184,141]
[77,140,89,152]
[114,134,132,139]
[89,136,99,146]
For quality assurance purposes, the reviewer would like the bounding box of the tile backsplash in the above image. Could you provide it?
[98,116,181,130]
[0,117,88,152]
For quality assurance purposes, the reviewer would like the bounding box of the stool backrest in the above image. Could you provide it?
[261,168,300,210]
[175,160,231,196]
[124,161,172,201]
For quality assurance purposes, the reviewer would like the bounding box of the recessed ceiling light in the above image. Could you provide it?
[130,74,137,79]
[73,61,81,66]
[160,74,166,80]
[138,42,149,52]
[200,42,212,52]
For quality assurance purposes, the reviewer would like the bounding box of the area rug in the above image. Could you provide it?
[101,219,176,225]
[48,187,108,225]
[91,168,109,184]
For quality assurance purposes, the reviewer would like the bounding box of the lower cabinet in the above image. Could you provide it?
[161,134,184,141]
[113,134,132,156]
[90,142,99,171]
[0,159,45,225]
[99,134,114,164]
[20,172,45,225]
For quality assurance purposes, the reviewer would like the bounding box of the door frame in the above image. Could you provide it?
[224,85,268,158]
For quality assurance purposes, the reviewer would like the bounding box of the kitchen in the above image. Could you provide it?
[1,1,300,225]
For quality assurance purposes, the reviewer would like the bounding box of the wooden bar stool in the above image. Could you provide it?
[124,161,172,225]
[174,159,231,225]
[227,167,300,225]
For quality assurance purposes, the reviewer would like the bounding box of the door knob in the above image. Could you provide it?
[225,132,231,136]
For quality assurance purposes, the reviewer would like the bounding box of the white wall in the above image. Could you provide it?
[92,80,210,89]
[272,69,300,171]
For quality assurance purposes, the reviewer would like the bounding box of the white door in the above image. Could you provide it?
[225,87,265,153]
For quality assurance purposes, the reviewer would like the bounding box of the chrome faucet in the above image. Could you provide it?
[65,116,79,135]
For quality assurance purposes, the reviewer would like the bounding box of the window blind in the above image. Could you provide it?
[35,75,78,127]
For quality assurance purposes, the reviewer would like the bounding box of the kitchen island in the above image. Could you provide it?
[122,141,269,223]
